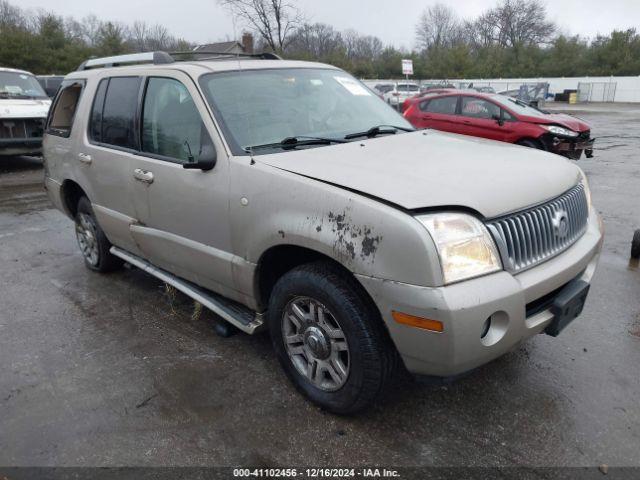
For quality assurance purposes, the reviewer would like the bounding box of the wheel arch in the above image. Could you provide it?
[60,179,88,218]
[254,244,375,313]
[515,136,546,150]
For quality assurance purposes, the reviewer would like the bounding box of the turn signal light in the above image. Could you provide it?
[392,311,444,333]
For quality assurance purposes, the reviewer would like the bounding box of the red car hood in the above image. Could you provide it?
[520,113,591,132]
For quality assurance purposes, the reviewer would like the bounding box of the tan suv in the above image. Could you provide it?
[43,52,604,413]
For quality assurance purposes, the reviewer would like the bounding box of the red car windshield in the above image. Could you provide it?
[491,95,548,118]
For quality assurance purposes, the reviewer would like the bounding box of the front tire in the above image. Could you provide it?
[75,196,123,272]
[517,138,544,150]
[268,261,396,414]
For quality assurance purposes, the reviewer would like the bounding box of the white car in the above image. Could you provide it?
[0,67,52,157]
[383,82,420,107]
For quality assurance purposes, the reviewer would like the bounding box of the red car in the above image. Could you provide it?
[403,91,594,159]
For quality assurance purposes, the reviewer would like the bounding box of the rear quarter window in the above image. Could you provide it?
[46,80,85,138]
[420,96,458,114]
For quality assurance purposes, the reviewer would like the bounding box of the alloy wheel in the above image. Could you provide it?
[281,296,350,391]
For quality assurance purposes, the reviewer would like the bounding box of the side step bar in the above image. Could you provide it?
[110,247,265,334]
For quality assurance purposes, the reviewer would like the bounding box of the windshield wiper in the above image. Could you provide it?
[244,135,347,152]
[344,124,415,140]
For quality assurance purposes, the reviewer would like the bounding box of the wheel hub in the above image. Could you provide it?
[304,326,331,360]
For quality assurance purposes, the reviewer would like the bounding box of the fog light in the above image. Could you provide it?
[480,317,491,339]
[480,311,509,346]
[392,311,443,333]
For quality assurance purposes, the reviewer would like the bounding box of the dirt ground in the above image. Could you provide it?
[1,104,639,469]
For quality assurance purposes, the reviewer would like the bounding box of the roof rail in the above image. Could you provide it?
[77,51,174,71]
[76,50,282,71]
[171,50,283,60]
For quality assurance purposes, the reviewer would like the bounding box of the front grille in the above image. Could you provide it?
[0,118,45,140]
[486,184,589,273]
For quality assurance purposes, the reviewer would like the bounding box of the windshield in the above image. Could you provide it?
[0,71,48,99]
[491,94,547,118]
[199,68,413,155]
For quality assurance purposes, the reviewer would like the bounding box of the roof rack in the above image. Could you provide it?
[174,50,282,60]
[76,50,282,71]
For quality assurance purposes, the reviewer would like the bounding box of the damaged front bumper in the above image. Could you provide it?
[356,210,603,378]
[544,134,595,160]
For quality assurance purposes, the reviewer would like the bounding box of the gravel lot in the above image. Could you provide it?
[1,103,639,469]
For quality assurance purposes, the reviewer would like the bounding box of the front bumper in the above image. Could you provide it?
[545,135,595,159]
[0,117,45,156]
[357,210,604,377]
[0,138,42,156]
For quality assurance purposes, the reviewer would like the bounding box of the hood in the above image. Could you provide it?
[520,112,591,132]
[0,99,51,119]
[256,130,582,219]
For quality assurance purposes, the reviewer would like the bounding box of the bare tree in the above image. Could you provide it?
[0,0,25,29]
[470,0,555,48]
[78,14,103,47]
[129,22,175,51]
[287,23,343,58]
[343,30,383,60]
[218,0,303,52]
[415,3,461,50]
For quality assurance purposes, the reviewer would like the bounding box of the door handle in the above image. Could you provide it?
[133,168,154,184]
[78,152,92,164]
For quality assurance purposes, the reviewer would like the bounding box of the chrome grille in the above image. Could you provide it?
[486,184,589,273]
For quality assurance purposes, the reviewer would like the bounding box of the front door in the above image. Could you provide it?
[458,96,512,142]
[127,73,236,297]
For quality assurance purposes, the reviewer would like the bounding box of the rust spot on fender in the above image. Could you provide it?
[326,210,382,263]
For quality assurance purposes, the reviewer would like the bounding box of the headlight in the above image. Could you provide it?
[579,169,592,214]
[417,213,502,284]
[543,125,578,138]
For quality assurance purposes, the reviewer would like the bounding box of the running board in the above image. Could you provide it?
[110,247,264,334]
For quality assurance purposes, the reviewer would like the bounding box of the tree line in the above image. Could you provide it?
[0,0,192,74]
[224,0,640,78]
[1,0,639,79]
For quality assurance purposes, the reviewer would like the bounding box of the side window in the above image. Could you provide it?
[89,79,108,142]
[460,97,501,120]
[502,109,516,121]
[46,80,84,137]
[91,77,141,149]
[421,96,458,114]
[141,77,213,164]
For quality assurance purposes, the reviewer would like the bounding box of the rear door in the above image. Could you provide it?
[127,72,236,298]
[44,78,85,180]
[76,75,144,255]
[458,96,514,142]
[418,95,460,132]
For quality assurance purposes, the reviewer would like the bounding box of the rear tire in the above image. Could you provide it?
[268,261,397,414]
[75,196,123,272]
[632,230,640,260]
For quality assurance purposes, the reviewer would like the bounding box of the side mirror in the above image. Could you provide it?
[492,113,505,126]
[183,142,216,171]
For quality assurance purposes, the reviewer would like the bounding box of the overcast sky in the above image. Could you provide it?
[14,0,640,49]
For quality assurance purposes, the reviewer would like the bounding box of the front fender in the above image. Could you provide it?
[229,158,442,289]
